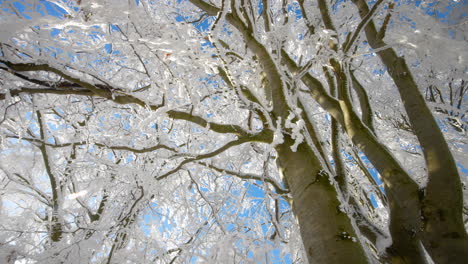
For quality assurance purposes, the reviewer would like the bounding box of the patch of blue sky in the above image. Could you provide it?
[278,197,290,211]
[6,137,32,146]
[51,114,61,121]
[121,119,131,130]
[142,204,167,227]
[46,136,55,144]
[221,25,233,36]
[198,183,210,192]
[28,123,40,137]
[13,38,33,50]
[205,76,219,86]
[397,1,463,27]
[358,153,383,187]
[141,215,152,236]
[369,193,379,207]
[436,118,448,132]
[47,121,66,131]
[189,256,198,263]
[40,0,68,18]
[372,68,386,75]
[104,43,113,54]
[107,151,115,161]
[226,223,236,232]
[109,24,121,33]
[298,33,303,40]
[271,248,293,264]
[175,14,186,23]
[84,144,95,152]
[201,39,215,49]
[457,163,468,176]
[195,16,214,32]
[25,111,33,119]
[11,1,32,19]
[35,2,45,16]
[244,181,265,199]
[287,2,302,21]
[331,0,349,13]
[4,0,69,19]
[257,0,264,14]
[43,46,63,58]
[88,31,105,42]
[284,253,293,264]
[260,221,272,237]
[50,28,61,37]
[125,154,135,163]
[247,250,255,259]
[341,150,356,163]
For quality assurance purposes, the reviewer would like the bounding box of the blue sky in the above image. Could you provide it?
[1,0,466,263]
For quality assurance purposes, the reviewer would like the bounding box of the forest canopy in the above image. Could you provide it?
[0,0,467,263]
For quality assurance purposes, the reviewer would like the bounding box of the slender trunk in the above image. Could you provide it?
[37,110,63,242]
[335,64,427,264]
[282,50,427,262]
[276,136,368,264]
[381,49,468,263]
[351,1,468,262]
[350,71,375,133]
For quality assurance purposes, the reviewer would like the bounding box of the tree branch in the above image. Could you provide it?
[199,162,289,195]
[0,60,164,110]
[156,131,272,181]
[5,135,176,153]
[167,110,253,137]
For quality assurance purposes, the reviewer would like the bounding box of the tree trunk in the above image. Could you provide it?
[276,135,368,264]
[350,1,468,262]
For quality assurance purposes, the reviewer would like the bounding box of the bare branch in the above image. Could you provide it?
[0,60,164,110]
[199,162,289,195]
[156,131,272,181]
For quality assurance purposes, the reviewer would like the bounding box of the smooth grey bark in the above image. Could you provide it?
[2,0,464,263]
[186,1,370,263]
[351,0,468,262]
[276,135,368,264]
[281,48,427,262]
[350,71,376,133]
[334,61,427,264]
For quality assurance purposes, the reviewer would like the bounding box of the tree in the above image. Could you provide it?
[0,0,466,263]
